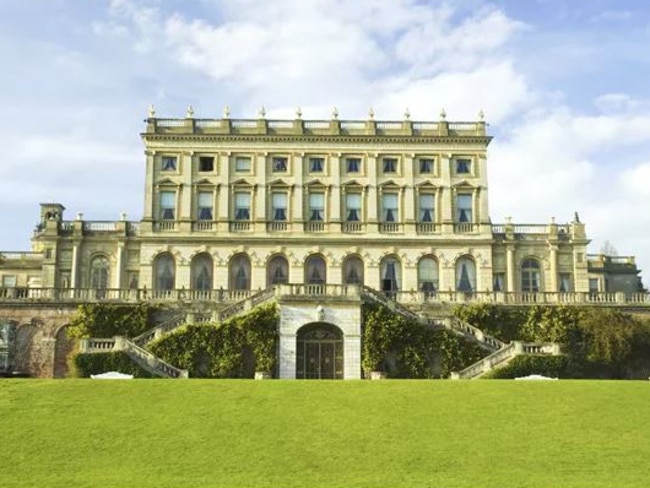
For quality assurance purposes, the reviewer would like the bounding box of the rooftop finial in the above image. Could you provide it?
[404,108,411,120]
[440,108,447,120]
[223,105,230,119]
[147,104,156,118]
[368,107,375,120]
[296,106,302,119]
[186,105,194,118]
[478,109,485,121]
[332,107,339,120]
[259,105,266,119]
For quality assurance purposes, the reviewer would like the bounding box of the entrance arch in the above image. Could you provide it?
[296,322,344,379]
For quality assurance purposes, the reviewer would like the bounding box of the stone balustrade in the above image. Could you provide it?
[146,117,487,138]
[1,286,649,306]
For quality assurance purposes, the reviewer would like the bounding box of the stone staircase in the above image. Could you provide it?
[80,285,561,379]
[83,288,279,378]
[450,341,562,379]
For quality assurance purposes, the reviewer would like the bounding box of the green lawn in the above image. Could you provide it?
[2,379,650,488]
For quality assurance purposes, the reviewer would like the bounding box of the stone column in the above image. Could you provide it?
[366,153,378,229]
[114,243,124,289]
[70,242,80,288]
[143,150,155,221]
[217,153,230,233]
[292,153,304,231]
[506,245,515,293]
[548,244,558,292]
[330,153,341,223]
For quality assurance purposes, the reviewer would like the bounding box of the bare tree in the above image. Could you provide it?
[600,240,618,256]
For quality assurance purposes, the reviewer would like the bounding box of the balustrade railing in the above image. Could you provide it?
[454,223,478,234]
[154,221,176,231]
[304,222,326,232]
[1,287,648,306]
[0,252,43,261]
[379,223,402,234]
[416,222,437,234]
[192,221,214,231]
[82,222,117,232]
[267,221,288,232]
[230,221,251,232]
[341,222,364,233]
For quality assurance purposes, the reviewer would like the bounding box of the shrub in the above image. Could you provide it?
[74,352,154,378]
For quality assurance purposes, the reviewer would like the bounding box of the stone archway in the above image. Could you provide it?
[296,322,344,379]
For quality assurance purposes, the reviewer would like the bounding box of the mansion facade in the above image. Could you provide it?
[1,108,641,298]
[0,108,644,379]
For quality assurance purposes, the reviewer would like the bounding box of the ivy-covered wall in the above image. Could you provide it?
[453,303,650,379]
[149,303,279,378]
[362,303,487,378]
[67,303,159,339]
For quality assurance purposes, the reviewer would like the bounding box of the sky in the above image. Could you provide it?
[0,0,649,284]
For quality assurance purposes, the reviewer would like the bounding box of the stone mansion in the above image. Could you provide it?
[0,107,644,378]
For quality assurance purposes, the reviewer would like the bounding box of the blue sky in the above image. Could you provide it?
[1,0,649,283]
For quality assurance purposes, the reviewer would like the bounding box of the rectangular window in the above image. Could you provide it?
[309,157,324,172]
[234,192,250,220]
[589,278,599,293]
[162,156,177,171]
[309,193,325,221]
[197,192,213,220]
[419,158,434,174]
[272,157,288,172]
[383,158,397,173]
[419,194,435,222]
[160,191,175,220]
[559,273,572,293]
[235,156,251,172]
[456,158,472,174]
[345,193,361,222]
[493,273,505,292]
[456,194,472,223]
[346,158,361,173]
[272,192,287,221]
[382,193,398,222]
[2,275,17,287]
[199,156,214,172]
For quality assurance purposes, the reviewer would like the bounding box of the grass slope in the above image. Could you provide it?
[3,380,650,488]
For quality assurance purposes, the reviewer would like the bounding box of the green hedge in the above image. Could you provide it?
[149,303,279,378]
[74,352,154,378]
[454,303,650,379]
[484,355,570,379]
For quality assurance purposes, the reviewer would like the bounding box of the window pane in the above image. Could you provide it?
[235,193,250,206]
[198,192,212,206]
[235,157,251,171]
[162,156,176,171]
[346,193,361,208]
[310,193,324,207]
[160,191,175,206]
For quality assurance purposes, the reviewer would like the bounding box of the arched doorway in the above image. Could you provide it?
[296,322,343,379]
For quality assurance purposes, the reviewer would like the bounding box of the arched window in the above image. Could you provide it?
[191,253,213,290]
[521,258,541,293]
[305,255,326,285]
[418,256,439,294]
[342,255,364,285]
[229,254,251,290]
[455,256,476,293]
[380,255,401,296]
[89,256,110,289]
[268,255,289,286]
[154,253,175,290]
